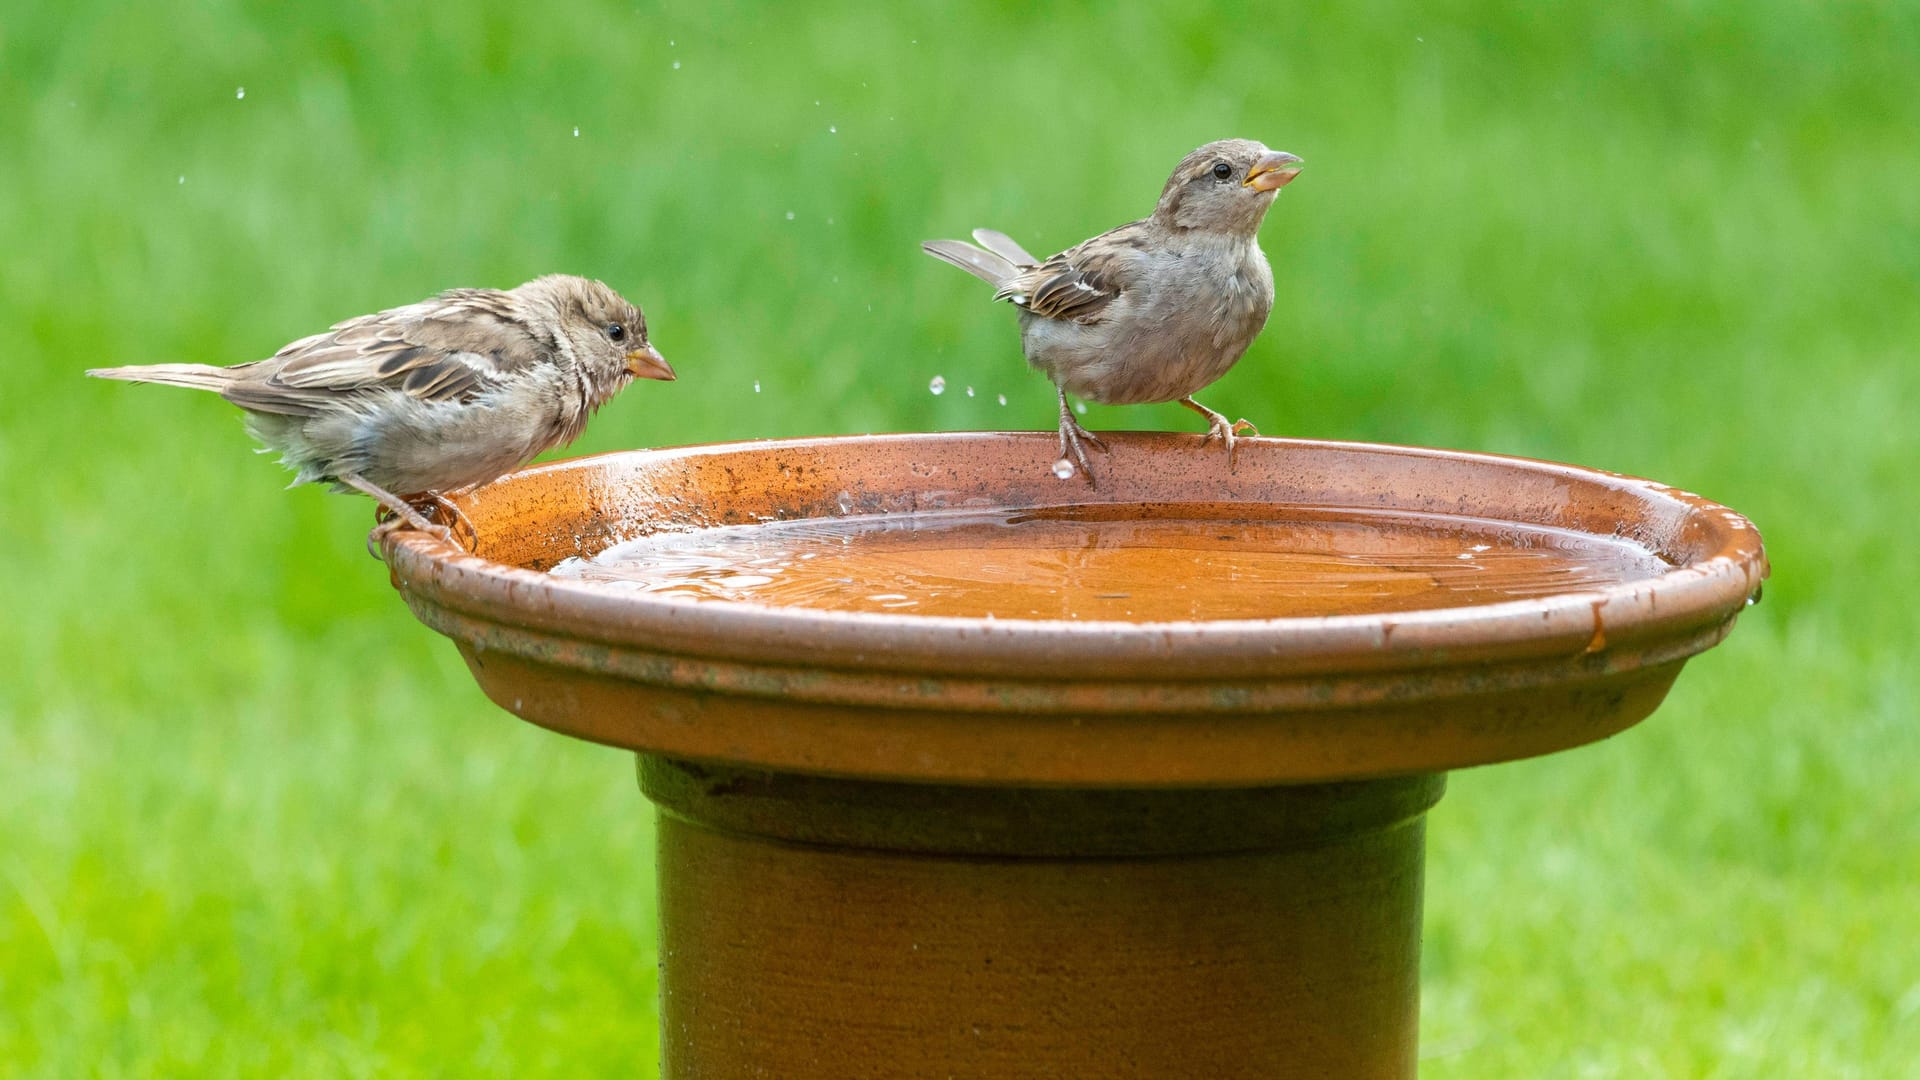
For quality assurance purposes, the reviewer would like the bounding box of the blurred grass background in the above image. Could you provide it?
[3,0,1916,1075]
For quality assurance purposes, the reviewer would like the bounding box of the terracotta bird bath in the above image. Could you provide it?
[381,432,1767,1079]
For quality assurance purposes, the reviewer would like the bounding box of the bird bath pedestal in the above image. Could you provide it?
[383,433,1766,1079]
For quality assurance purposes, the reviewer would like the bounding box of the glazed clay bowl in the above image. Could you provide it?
[382,432,1767,788]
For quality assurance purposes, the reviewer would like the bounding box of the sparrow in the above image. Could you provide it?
[923,138,1303,484]
[88,274,673,546]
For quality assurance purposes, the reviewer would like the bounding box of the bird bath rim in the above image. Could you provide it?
[383,431,1765,679]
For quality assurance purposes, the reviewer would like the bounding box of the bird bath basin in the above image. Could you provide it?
[382,431,1767,1079]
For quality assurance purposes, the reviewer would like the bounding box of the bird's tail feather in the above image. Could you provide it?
[921,239,1016,287]
[86,363,235,393]
[971,228,1038,267]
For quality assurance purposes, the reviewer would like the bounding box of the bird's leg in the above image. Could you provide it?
[340,473,458,553]
[1055,387,1106,486]
[1179,396,1258,472]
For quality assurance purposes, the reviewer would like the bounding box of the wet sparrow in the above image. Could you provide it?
[89,274,673,545]
[923,138,1303,485]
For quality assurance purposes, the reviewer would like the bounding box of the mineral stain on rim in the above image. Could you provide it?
[382,432,1769,784]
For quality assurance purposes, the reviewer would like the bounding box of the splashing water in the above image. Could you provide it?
[929,375,947,395]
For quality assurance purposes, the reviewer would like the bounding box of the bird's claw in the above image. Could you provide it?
[1181,397,1258,474]
[365,500,466,560]
[1057,417,1104,487]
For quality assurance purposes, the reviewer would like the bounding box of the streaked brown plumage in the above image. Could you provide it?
[87,275,672,545]
[923,139,1304,484]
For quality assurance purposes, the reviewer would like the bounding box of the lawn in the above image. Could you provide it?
[3,1,1916,1075]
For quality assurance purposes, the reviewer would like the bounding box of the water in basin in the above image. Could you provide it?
[548,504,1669,621]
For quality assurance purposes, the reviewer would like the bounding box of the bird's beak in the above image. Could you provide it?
[1244,150,1305,192]
[625,344,676,381]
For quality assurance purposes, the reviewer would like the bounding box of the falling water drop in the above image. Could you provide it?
[785,210,796,220]
[929,375,946,395]
[753,380,761,393]
[1074,401,1088,415]
[672,60,682,70]
[1051,458,1075,480]
[573,126,580,137]
[829,125,838,134]
[965,386,975,397]
[997,394,1007,405]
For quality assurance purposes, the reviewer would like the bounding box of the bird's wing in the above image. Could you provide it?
[971,228,1039,267]
[993,221,1148,324]
[223,291,551,416]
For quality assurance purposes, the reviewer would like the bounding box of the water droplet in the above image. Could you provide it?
[828,125,837,134]
[753,380,761,393]
[997,394,1007,405]
[1051,458,1075,480]
[929,375,946,395]
[235,86,247,100]
[672,60,682,70]
[785,210,795,220]
[177,175,185,185]
[965,386,975,397]
[573,126,580,137]
[1074,401,1088,415]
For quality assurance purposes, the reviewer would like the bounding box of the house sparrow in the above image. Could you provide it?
[923,138,1303,484]
[88,275,672,546]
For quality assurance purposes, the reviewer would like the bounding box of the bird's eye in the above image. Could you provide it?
[607,323,626,342]
[1211,162,1233,180]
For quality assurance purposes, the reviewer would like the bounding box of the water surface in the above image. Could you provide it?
[549,505,1668,621]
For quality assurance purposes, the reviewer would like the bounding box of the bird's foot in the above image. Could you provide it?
[1180,397,1258,473]
[1053,389,1108,486]
[343,473,465,558]
[1056,415,1107,487]
[365,510,458,559]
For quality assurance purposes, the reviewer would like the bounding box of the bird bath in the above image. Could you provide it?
[382,431,1767,1079]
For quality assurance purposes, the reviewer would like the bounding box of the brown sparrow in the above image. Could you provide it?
[923,139,1303,484]
[88,275,672,544]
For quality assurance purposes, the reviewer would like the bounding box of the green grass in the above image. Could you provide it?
[4,1,1917,1075]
